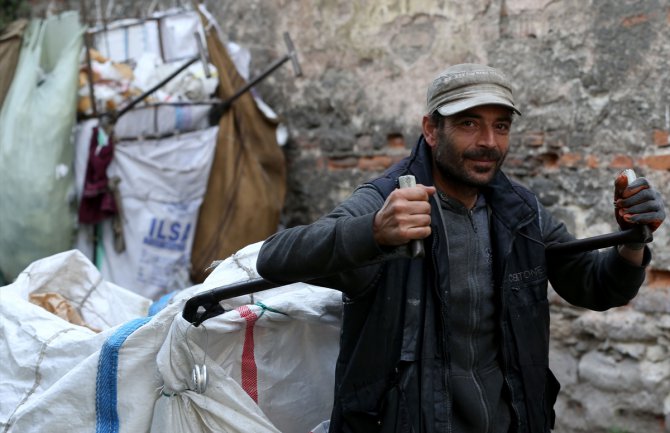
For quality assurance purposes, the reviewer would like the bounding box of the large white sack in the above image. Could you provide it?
[98,126,218,299]
[153,284,341,433]
[6,249,151,328]
[2,309,177,433]
[151,241,341,432]
[2,243,342,433]
[0,249,152,431]
[196,241,306,308]
[73,122,218,299]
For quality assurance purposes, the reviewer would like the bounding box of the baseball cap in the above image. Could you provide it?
[426,63,521,116]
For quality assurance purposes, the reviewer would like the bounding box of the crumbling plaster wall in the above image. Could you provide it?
[209,1,670,432]
[49,0,670,431]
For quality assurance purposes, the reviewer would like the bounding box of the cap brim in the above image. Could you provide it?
[436,95,522,117]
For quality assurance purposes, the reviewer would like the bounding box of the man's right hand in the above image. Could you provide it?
[373,185,436,246]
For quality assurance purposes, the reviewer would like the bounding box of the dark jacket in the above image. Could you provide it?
[257,137,649,433]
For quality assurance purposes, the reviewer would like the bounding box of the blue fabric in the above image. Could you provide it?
[148,291,177,316]
[175,106,185,130]
[95,317,151,433]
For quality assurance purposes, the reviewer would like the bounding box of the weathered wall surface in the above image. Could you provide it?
[211,2,670,432]
[38,0,670,431]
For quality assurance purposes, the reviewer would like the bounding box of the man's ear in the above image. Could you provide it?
[422,115,438,148]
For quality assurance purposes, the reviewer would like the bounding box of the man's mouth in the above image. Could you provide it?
[465,152,501,174]
[468,157,498,167]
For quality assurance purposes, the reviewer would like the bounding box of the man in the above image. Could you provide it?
[256,64,666,433]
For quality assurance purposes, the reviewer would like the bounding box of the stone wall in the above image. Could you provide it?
[38,0,670,431]
[225,2,670,431]
[226,3,670,429]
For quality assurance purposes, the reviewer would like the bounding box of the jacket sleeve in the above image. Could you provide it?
[256,185,404,298]
[541,202,650,310]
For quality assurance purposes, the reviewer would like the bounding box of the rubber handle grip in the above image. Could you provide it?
[398,175,425,259]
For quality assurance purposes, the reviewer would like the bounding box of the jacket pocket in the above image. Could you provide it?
[509,298,550,366]
[339,371,415,433]
[338,377,386,433]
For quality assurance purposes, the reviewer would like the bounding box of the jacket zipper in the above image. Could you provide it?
[431,214,452,433]
[466,208,491,432]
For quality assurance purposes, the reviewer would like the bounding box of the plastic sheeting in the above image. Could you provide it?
[0,12,84,282]
[1,242,340,433]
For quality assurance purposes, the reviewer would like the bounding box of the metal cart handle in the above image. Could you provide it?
[182,225,653,326]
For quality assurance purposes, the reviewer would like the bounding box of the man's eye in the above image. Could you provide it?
[461,120,476,127]
[496,123,510,131]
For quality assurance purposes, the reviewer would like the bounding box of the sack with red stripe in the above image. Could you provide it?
[152,280,341,432]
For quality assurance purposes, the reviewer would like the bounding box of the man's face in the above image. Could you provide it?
[432,105,513,188]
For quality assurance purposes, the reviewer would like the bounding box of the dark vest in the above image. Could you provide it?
[328,137,560,433]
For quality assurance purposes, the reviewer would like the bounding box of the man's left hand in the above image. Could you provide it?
[615,177,666,232]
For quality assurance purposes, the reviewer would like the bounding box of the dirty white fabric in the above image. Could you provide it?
[0,250,152,432]
[152,285,340,433]
[99,126,218,299]
[1,243,340,433]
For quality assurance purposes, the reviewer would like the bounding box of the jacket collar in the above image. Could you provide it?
[483,171,537,230]
[405,135,435,187]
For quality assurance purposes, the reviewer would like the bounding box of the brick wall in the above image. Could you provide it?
[38,0,670,431]
[233,2,670,431]
[198,1,670,430]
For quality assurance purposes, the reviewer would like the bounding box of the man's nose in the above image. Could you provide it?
[477,125,497,147]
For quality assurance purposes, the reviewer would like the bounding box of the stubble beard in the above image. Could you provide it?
[433,129,507,188]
